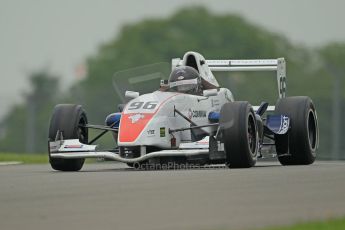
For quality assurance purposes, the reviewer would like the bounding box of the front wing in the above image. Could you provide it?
[49,139,209,163]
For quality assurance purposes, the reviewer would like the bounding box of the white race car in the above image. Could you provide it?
[48,51,318,171]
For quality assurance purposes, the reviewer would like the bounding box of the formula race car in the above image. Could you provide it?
[48,51,319,171]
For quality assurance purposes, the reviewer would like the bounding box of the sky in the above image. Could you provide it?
[1,0,345,120]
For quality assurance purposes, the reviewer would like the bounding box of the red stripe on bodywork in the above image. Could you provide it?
[119,113,154,142]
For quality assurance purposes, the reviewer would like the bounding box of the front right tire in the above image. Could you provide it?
[220,102,258,168]
[274,96,318,165]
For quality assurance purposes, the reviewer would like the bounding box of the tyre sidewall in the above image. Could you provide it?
[48,104,88,171]
[275,96,318,165]
[220,102,258,168]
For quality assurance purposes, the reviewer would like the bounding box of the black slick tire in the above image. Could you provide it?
[48,104,88,171]
[220,102,258,168]
[274,96,318,165]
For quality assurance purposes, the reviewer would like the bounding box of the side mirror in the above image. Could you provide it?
[125,91,140,99]
[203,89,218,97]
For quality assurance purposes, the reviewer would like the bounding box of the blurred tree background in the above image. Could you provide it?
[0,7,344,159]
[0,70,60,153]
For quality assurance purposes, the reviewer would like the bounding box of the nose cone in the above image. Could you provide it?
[118,91,179,144]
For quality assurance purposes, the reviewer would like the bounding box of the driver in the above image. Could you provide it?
[168,66,202,95]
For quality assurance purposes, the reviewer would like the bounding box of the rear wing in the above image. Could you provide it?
[207,58,286,98]
[172,57,286,98]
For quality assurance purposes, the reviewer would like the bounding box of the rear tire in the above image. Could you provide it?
[220,102,258,168]
[274,96,318,165]
[48,104,88,171]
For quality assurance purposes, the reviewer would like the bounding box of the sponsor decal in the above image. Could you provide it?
[160,127,166,137]
[266,115,290,135]
[147,129,155,136]
[196,141,208,145]
[128,101,158,110]
[188,108,193,119]
[192,110,207,118]
[169,78,198,88]
[279,77,286,98]
[278,116,289,134]
[211,99,220,107]
[187,109,207,119]
[129,114,145,124]
[64,145,83,149]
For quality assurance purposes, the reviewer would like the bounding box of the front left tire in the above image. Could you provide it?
[48,104,88,171]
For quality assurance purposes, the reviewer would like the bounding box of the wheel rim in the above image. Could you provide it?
[247,113,257,155]
[78,115,88,144]
[307,109,317,151]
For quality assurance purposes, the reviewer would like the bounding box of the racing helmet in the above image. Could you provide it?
[168,66,202,94]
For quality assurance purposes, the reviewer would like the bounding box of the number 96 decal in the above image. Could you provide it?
[128,101,158,110]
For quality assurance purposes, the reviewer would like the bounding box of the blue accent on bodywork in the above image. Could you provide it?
[208,111,220,122]
[105,113,121,128]
[266,115,290,135]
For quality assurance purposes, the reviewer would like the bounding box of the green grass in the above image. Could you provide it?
[0,153,48,164]
[260,217,345,230]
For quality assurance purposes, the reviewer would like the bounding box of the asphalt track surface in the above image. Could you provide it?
[0,161,345,230]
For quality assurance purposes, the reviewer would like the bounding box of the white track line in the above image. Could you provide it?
[0,161,23,166]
